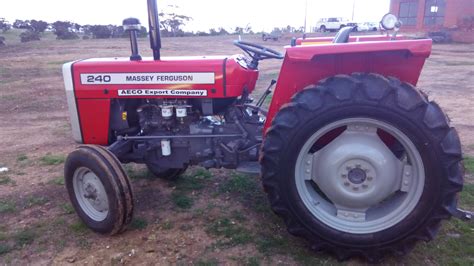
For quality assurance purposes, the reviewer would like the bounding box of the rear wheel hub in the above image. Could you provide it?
[296,118,425,233]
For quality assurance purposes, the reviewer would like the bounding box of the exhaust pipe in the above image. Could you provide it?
[147,0,162,60]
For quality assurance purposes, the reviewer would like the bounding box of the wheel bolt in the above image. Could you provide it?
[367,176,373,181]
[341,174,347,178]
[344,182,350,186]
[353,186,359,191]
[306,169,310,174]
[362,184,369,189]
[355,164,361,168]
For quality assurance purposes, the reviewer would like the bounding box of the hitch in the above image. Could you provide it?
[451,208,473,221]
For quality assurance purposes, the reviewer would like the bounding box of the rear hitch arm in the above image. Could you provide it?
[451,208,473,221]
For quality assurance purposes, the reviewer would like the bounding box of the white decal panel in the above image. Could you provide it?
[118,89,208,97]
[80,72,215,85]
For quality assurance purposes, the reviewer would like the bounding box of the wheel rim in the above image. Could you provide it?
[295,118,425,234]
[72,167,109,222]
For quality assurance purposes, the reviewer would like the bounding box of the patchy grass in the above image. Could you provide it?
[195,258,219,266]
[69,221,88,235]
[0,244,13,255]
[39,153,65,166]
[0,175,14,185]
[48,176,65,186]
[130,217,148,230]
[174,174,207,191]
[242,256,261,266]
[160,220,174,230]
[219,173,269,213]
[14,228,37,247]
[24,195,49,208]
[171,192,193,209]
[255,232,291,254]
[206,217,253,246]
[61,203,75,214]
[168,168,212,210]
[124,164,150,180]
[407,219,474,265]
[459,184,474,208]
[16,154,28,162]
[464,156,474,174]
[0,199,16,213]
[219,173,257,195]
[192,168,212,179]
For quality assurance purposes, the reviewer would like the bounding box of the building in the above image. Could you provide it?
[389,0,474,42]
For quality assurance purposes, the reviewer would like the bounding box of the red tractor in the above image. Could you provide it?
[62,1,471,260]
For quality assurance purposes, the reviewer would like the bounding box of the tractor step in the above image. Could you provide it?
[236,162,261,175]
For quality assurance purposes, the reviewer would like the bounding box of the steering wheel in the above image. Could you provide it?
[233,40,284,69]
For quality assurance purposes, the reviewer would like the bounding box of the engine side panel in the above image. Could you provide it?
[65,55,258,145]
[264,38,432,131]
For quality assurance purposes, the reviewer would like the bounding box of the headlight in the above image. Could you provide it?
[380,14,401,30]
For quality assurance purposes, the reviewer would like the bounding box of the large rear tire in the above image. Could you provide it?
[260,73,463,261]
[65,145,134,235]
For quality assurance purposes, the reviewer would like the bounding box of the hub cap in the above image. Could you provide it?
[296,118,424,234]
[73,167,109,221]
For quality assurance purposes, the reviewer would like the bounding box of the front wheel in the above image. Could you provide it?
[260,73,463,261]
[65,145,134,235]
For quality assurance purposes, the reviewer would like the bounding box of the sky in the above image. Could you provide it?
[2,0,390,32]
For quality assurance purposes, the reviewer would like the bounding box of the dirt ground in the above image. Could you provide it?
[0,34,473,265]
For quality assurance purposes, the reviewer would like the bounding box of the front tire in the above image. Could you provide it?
[65,145,134,235]
[260,73,463,261]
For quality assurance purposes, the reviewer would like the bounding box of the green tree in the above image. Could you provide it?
[0,18,11,32]
[234,27,243,35]
[158,5,192,37]
[217,27,229,35]
[30,20,49,33]
[13,19,29,29]
[52,21,79,40]
[20,30,41,42]
[90,25,112,39]
[244,24,253,34]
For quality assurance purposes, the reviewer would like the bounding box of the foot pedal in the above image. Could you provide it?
[236,162,261,175]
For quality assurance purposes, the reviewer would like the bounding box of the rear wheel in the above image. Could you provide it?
[320,25,326,32]
[260,73,463,261]
[65,145,134,235]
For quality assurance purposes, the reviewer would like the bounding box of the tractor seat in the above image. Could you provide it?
[333,26,355,43]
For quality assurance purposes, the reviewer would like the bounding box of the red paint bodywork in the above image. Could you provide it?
[265,36,432,130]
[72,55,258,144]
[71,35,431,145]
